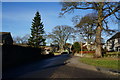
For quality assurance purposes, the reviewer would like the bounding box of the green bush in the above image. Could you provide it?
[83,49,88,51]
[72,42,81,53]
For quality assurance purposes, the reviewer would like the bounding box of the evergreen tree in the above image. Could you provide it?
[28,11,46,48]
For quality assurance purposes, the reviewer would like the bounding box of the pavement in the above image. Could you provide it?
[66,56,120,76]
[66,56,97,71]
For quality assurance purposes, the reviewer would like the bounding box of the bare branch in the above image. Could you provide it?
[102,5,120,20]
[74,6,95,9]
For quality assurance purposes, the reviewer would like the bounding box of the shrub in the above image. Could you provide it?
[72,42,81,53]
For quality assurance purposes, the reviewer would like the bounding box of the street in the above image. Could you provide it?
[2,54,118,79]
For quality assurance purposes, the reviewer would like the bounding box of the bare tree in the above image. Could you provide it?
[47,25,75,51]
[73,13,97,44]
[13,34,30,45]
[22,34,30,44]
[13,36,22,44]
[60,1,120,58]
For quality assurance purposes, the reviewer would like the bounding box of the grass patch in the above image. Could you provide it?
[84,53,94,57]
[104,52,120,57]
[79,57,119,70]
[54,52,61,55]
[106,52,120,54]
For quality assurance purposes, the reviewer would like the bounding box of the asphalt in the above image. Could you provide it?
[2,54,70,79]
[2,54,119,79]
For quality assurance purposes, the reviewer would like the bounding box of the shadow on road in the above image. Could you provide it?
[2,54,71,79]
[43,62,67,70]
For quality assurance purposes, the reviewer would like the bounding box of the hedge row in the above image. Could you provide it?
[2,45,54,71]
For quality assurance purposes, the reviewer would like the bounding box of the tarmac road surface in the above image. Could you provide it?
[2,54,119,79]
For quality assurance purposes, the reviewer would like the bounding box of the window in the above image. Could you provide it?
[118,38,120,44]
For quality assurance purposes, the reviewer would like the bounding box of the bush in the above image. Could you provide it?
[83,49,88,51]
[72,42,81,53]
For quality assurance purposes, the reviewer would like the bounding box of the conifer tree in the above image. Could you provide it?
[28,11,46,48]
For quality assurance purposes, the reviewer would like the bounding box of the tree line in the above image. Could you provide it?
[13,1,120,58]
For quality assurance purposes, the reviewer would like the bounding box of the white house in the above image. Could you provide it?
[106,32,120,52]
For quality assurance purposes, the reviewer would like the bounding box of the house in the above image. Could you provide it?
[106,32,120,51]
[44,46,52,54]
[83,39,105,51]
[0,32,13,45]
[83,42,96,51]
[42,45,59,55]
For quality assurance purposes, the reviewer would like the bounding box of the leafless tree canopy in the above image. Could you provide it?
[60,2,120,58]
[47,25,75,50]
[13,34,30,44]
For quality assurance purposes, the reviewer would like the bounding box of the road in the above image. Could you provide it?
[2,54,119,79]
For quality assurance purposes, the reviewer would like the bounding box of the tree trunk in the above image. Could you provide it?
[94,4,103,58]
[59,41,64,53]
[94,26,102,58]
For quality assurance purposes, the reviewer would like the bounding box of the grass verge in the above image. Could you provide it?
[79,57,119,70]
[54,52,61,55]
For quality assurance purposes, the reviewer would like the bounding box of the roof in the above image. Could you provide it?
[0,32,13,44]
[107,32,120,41]
[0,32,10,36]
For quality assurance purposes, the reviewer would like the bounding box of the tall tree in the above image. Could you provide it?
[60,2,120,58]
[28,11,46,48]
[47,25,75,51]
[73,13,97,45]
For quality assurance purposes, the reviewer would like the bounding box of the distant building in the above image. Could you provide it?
[0,32,13,45]
[44,46,52,54]
[83,42,96,51]
[106,32,120,51]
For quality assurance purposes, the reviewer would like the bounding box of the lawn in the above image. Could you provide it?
[104,52,120,57]
[54,52,61,55]
[79,57,119,70]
